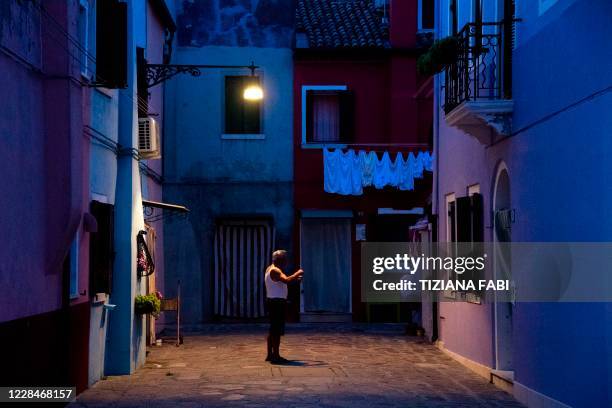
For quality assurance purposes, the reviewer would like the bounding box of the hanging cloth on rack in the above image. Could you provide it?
[373,151,393,189]
[324,148,362,195]
[398,153,415,191]
[350,150,363,195]
[413,152,425,178]
[323,148,342,194]
[422,151,434,172]
[360,150,377,187]
[324,148,435,195]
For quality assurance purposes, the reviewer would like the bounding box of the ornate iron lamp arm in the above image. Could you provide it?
[146,62,258,88]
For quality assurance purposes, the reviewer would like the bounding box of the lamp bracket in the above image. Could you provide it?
[146,62,258,88]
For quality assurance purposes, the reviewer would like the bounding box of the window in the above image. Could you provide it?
[96,0,128,88]
[90,201,115,295]
[445,191,484,299]
[78,0,89,77]
[225,76,262,134]
[418,0,434,31]
[302,86,354,145]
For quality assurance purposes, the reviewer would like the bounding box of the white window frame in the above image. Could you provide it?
[418,0,434,32]
[70,231,80,299]
[301,85,348,149]
[445,193,456,242]
[538,0,557,15]
[468,184,480,196]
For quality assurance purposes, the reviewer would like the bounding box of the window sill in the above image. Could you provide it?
[221,134,265,140]
[95,87,114,99]
[300,143,347,150]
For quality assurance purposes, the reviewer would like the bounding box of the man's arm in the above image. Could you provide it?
[270,267,304,284]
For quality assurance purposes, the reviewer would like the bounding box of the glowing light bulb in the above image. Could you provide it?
[243,85,264,101]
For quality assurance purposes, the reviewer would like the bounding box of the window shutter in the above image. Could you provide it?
[89,201,115,295]
[456,197,472,242]
[305,90,314,142]
[503,0,515,99]
[471,193,484,242]
[96,0,127,88]
[339,90,355,143]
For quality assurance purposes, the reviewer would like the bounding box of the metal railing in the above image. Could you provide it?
[444,21,512,113]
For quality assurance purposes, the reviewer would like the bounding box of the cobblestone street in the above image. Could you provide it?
[74,324,523,408]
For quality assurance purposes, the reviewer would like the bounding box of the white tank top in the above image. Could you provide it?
[265,266,288,299]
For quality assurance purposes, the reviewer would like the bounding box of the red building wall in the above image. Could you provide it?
[293,50,433,321]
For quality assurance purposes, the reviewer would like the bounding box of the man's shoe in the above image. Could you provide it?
[265,354,273,362]
[270,356,290,364]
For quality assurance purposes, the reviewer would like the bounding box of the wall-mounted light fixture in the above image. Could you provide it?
[243,62,264,101]
[146,61,264,102]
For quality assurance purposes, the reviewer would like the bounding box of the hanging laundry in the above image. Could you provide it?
[351,150,363,195]
[421,151,434,172]
[398,153,415,191]
[324,148,435,196]
[360,150,377,187]
[413,152,425,178]
[323,149,362,195]
[373,151,393,189]
[388,152,402,187]
[323,148,341,193]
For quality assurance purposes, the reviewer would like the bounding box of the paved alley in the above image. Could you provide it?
[73,324,523,408]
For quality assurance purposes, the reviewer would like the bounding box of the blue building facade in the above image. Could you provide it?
[163,0,295,325]
[432,0,612,406]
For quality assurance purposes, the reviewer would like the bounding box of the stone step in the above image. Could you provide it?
[490,369,514,394]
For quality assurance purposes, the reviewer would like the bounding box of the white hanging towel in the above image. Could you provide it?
[350,150,363,195]
[324,148,363,195]
[413,152,425,178]
[373,151,392,189]
[388,152,402,187]
[360,150,377,187]
[324,148,342,193]
[398,153,415,191]
[422,151,434,172]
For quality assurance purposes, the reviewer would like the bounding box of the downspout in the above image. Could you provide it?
[433,0,441,219]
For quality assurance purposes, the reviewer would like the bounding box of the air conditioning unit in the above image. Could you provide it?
[138,117,161,159]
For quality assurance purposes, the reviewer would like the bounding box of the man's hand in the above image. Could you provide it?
[294,269,304,281]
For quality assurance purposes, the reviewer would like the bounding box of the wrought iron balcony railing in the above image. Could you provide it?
[444,21,513,114]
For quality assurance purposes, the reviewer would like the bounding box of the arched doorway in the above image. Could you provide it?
[493,163,513,371]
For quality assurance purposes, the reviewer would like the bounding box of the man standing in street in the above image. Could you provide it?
[264,250,303,363]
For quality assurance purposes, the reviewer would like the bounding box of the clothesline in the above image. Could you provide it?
[318,143,430,154]
[324,148,434,196]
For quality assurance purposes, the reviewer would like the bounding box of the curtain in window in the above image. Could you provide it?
[300,218,351,313]
[312,94,340,142]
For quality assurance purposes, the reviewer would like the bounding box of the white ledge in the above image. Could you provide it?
[445,100,514,144]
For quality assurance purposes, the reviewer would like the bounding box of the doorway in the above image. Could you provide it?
[493,164,513,371]
[299,217,351,321]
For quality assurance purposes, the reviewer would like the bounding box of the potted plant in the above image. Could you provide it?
[134,293,162,317]
[417,36,459,76]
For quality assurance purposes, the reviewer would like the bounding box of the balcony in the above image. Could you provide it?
[444,21,514,144]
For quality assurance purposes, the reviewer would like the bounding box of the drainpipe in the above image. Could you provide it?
[433,0,441,219]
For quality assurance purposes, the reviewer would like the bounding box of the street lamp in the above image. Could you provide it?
[145,61,264,103]
[243,62,264,101]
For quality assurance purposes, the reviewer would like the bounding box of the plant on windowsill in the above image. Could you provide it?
[417,36,459,76]
[135,293,162,317]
